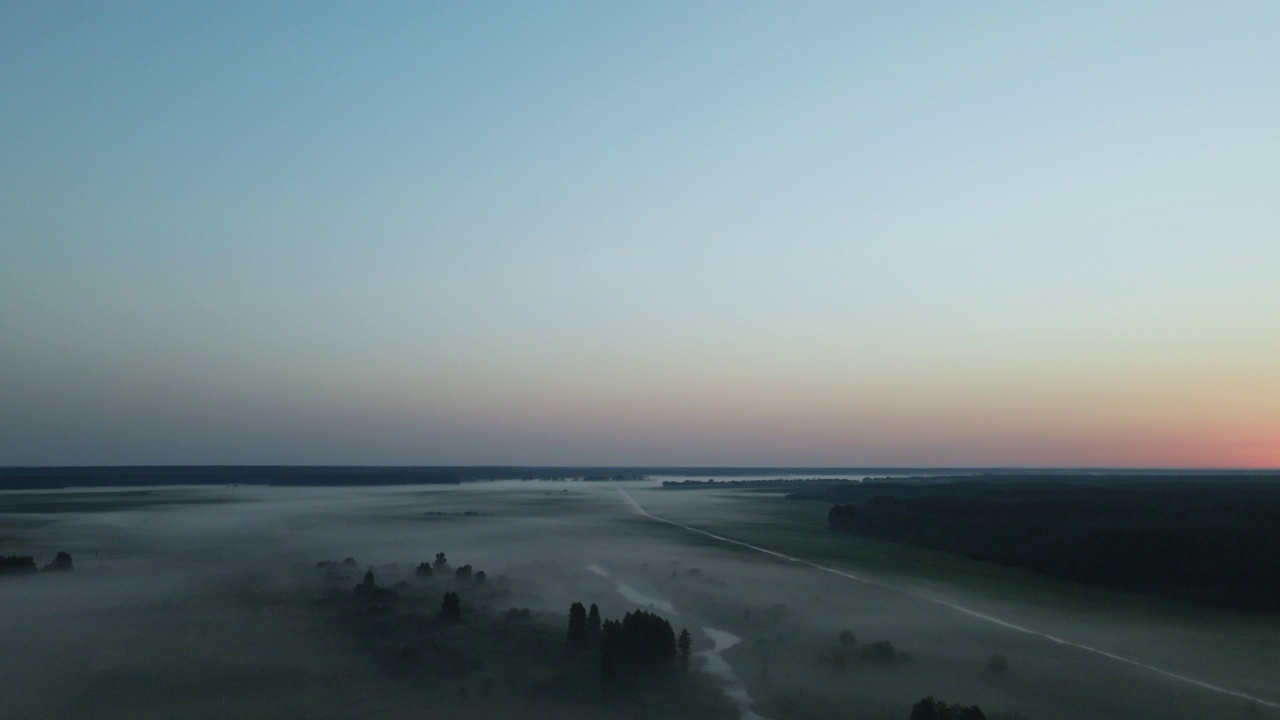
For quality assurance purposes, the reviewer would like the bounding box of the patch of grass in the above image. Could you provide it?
[663,496,1280,626]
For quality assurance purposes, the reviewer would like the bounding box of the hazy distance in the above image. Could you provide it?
[3,2,1278,469]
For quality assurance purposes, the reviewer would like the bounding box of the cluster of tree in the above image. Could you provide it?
[817,631,912,671]
[823,481,1280,610]
[567,602,602,649]
[406,553,486,583]
[338,551,487,608]
[909,696,986,720]
[0,551,72,575]
[566,602,690,677]
[352,568,398,602]
[504,607,532,621]
[788,472,1280,503]
[828,504,858,530]
[0,555,37,575]
[601,610,678,677]
[440,592,462,622]
[859,640,909,663]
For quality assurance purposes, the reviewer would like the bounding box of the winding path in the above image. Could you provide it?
[617,488,1280,712]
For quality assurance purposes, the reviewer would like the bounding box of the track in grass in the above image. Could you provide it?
[617,488,1280,712]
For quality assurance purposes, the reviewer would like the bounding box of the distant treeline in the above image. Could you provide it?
[662,478,857,490]
[0,551,74,575]
[0,466,649,490]
[812,479,1280,611]
[5,466,1275,491]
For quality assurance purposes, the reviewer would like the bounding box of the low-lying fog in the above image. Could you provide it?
[2,480,1277,719]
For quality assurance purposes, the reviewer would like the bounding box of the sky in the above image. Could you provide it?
[2,1,1277,468]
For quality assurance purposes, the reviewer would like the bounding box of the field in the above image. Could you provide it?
[1,480,1278,720]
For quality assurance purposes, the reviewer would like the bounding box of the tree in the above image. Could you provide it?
[618,610,677,672]
[828,504,859,531]
[416,562,433,579]
[600,619,623,678]
[455,564,472,581]
[362,569,375,587]
[43,551,73,572]
[910,697,987,720]
[911,697,946,720]
[839,629,856,646]
[434,552,449,569]
[860,640,898,663]
[587,603,601,646]
[568,602,589,649]
[440,592,461,622]
[678,629,692,664]
[474,570,486,583]
[0,555,37,575]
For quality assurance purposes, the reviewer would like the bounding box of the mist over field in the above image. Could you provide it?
[3,3,1278,718]
[3,477,1277,720]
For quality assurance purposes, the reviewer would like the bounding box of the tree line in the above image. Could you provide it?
[825,481,1280,610]
[0,551,73,575]
[566,601,691,678]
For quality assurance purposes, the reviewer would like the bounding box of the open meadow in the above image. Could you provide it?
[2,479,1278,720]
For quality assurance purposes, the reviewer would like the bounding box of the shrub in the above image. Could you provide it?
[859,640,899,663]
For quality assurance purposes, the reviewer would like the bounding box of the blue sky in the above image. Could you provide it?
[2,2,1277,466]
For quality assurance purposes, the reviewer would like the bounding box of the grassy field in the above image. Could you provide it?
[639,490,1280,686]
[673,495,1232,616]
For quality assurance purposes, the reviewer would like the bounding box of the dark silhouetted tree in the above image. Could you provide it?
[600,619,623,678]
[828,504,859,530]
[434,552,448,569]
[568,602,589,649]
[474,570,486,583]
[0,555,37,575]
[911,697,946,720]
[440,591,461,622]
[860,640,898,663]
[678,628,692,664]
[910,697,987,720]
[43,551,73,572]
[587,603,601,646]
[362,569,376,587]
[618,610,677,672]
[416,562,433,579]
[455,564,472,581]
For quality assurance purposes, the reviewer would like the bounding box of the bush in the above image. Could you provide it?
[817,652,848,671]
[0,555,37,575]
[440,592,462,622]
[910,696,987,720]
[859,640,899,663]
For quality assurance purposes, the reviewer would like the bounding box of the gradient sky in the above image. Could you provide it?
[2,2,1277,467]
